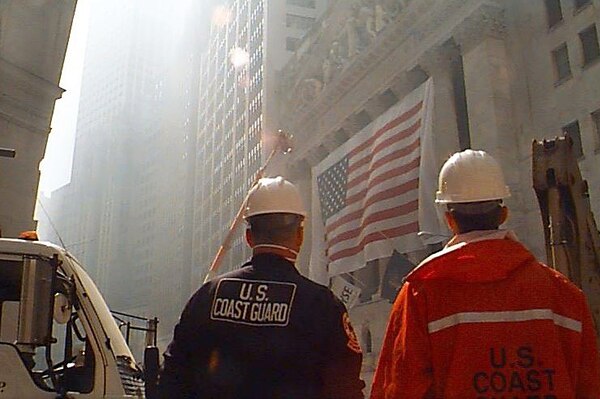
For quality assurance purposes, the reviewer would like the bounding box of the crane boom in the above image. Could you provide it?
[532,135,600,336]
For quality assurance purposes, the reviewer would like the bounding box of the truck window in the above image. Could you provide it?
[0,256,96,394]
[0,301,18,342]
[38,312,96,393]
[0,259,22,342]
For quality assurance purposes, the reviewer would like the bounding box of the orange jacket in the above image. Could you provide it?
[371,235,600,399]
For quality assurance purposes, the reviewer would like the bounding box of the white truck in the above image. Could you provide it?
[0,238,159,398]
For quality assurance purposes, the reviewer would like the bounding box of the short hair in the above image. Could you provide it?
[447,200,504,233]
[246,213,303,244]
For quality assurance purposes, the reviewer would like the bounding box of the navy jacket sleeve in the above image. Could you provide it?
[157,286,211,399]
[321,294,365,399]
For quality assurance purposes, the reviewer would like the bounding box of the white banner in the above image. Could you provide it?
[331,276,362,310]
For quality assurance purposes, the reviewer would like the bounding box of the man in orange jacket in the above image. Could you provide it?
[370,149,600,399]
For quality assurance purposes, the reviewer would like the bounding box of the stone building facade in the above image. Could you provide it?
[275,0,600,391]
[0,1,76,237]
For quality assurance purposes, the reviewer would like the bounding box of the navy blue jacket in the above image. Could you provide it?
[158,253,365,399]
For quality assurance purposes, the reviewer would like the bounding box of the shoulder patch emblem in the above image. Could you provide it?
[343,312,362,354]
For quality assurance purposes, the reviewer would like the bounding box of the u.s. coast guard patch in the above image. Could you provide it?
[210,278,296,327]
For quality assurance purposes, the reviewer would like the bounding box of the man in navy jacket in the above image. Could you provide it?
[158,177,365,399]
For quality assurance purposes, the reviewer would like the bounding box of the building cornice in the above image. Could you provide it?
[0,57,64,135]
[278,0,505,167]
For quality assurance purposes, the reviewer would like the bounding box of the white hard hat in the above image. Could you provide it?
[436,149,511,204]
[244,176,307,218]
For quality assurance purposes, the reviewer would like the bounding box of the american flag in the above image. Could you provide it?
[311,80,437,278]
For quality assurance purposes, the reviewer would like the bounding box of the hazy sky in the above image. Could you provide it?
[38,0,91,196]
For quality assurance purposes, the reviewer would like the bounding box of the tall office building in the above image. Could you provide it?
[192,0,328,282]
[42,0,204,350]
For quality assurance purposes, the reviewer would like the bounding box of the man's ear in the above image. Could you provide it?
[499,206,509,225]
[245,228,254,248]
[295,223,304,250]
[445,211,460,235]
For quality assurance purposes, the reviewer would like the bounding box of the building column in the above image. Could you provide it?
[458,31,527,233]
[460,38,515,152]
[292,146,329,280]
[418,43,462,166]
[289,161,313,278]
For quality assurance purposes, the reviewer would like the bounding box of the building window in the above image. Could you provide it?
[562,120,583,158]
[574,0,591,10]
[286,0,316,8]
[552,43,572,82]
[545,0,563,28]
[592,109,600,152]
[579,24,600,66]
[286,13,316,30]
[379,88,398,109]
[355,110,372,130]
[286,37,300,51]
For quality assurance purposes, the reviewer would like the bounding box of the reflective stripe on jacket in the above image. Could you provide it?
[370,236,600,399]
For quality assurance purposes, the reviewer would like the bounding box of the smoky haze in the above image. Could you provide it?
[37,0,216,355]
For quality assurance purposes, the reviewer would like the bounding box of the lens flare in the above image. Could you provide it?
[230,47,250,69]
[212,5,231,28]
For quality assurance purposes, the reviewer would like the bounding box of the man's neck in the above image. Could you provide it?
[252,244,298,263]
[446,229,518,248]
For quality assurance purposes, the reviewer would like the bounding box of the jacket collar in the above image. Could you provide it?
[252,244,298,263]
[407,230,535,283]
[246,252,299,274]
[445,229,519,248]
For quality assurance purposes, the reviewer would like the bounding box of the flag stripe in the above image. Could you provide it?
[330,212,418,255]
[329,221,420,261]
[329,207,418,254]
[345,144,420,199]
[327,187,419,251]
[327,199,419,247]
[349,101,423,158]
[348,121,422,174]
[327,178,419,234]
[346,156,420,209]
[348,139,420,191]
[348,112,421,178]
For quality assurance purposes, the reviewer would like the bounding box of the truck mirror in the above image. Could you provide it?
[143,346,160,399]
[53,293,71,324]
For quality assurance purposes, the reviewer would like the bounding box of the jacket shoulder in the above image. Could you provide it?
[406,239,536,283]
[297,274,347,311]
[186,266,252,305]
[214,264,254,280]
[535,261,587,297]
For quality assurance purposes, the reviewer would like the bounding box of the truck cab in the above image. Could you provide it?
[0,238,147,398]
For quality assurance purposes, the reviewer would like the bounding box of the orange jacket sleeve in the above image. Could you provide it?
[370,282,433,399]
[577,295,600,398]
